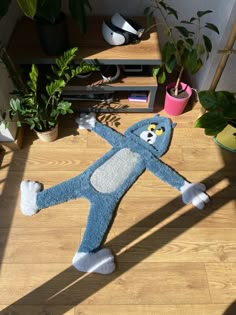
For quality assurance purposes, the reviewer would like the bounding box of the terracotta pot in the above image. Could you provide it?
[35,124,58,142]
[164,82,192,116]
[214,124,236,152]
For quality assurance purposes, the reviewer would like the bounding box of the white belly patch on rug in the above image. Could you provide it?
[90,148,140,193]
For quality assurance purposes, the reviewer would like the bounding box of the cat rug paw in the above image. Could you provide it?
[20,180,42,216]
[72,248,116,274]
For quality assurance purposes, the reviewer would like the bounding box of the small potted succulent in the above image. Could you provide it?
[0,47,99,142]
[195,90,236,152]
[0,0,92,55]
[144,0,219,115]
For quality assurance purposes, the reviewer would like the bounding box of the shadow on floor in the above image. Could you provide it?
[0,163,235,314]
[0,113,235,314]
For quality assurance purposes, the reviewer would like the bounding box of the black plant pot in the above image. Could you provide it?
[36,12,69,55]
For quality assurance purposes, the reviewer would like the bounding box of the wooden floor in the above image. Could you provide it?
[0,98,236,315]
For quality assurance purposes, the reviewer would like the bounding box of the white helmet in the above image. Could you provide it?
[102,13,145,46]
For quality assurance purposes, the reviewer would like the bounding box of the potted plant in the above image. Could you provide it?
[0,0,92,55]
[0,47,99,142]
[195,90,236,152]
[144,0,219,116]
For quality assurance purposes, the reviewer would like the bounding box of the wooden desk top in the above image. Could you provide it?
[7,16,161,64]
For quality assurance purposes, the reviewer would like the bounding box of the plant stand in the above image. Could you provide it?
[0,127,24,151]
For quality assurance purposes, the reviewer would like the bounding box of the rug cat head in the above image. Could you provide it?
[124,115,176,157]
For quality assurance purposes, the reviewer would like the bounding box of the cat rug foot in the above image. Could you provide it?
[72,248,116,274]
[20,180,41,216]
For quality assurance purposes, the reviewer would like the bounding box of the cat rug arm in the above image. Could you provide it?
[76,113,125,146]
[146,157,210,210]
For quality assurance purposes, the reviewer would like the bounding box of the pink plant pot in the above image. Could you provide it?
[164,82,192,116]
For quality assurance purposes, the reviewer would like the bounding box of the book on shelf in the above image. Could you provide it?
[128,92,148,102]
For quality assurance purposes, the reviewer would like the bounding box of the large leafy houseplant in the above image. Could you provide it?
[144,0,219,97]
[0,47,99,135]
[0,0,91,33]
[195,90,236,152]
[0,0,92,55]
[195,90,236,135]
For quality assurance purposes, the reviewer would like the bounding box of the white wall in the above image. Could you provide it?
[0,1,21,45]
[216,41,236,92]
[0,61,17,141]
[89,0,150,16]
[0,1,21,141]
[184,0,236,90]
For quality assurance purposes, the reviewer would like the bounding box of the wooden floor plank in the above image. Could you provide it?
[0,102,235,313]
[0,305,75,315]
[205,263,236,303]
[74,304,235,315]
[0,263,210,305]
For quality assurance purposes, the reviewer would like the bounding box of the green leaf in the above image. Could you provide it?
[152,65,161,77]
[51,65,58,75]
[195,111,227,135]
[46,79,65,96]
[190,17,197,22]
[175,26,189,37]
[0,0,11,18]
[182,48,203,74]
[191,58,203,74]
[198,90,221,110]
[197,10,213,18]
[203,35,212,53]
[17,0,37,18]
[165,55,176,73]
[143,7,151,16]
[182,48,196,71]
[162,42,176,62]
[36,0,61,24]
[198,90,236,113]
[10,98,21,111]
[55,47,78,77]
[205,23,220,34]
[167,7,178,19]
[29,64,38,92]
[177,39,184,50]
[144,7,154,27]
[215,91,236,117]
[55,58,63,70]
[180,20,193,25]
[186,38,194,46]
[159,1,168,10]
[69,0,91,33]
[196,44,205,55]
[158,70,166,84]
[58,100,72,110]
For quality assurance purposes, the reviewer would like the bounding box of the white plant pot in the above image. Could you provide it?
[35,124,58,142]
[0,121,17,142]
